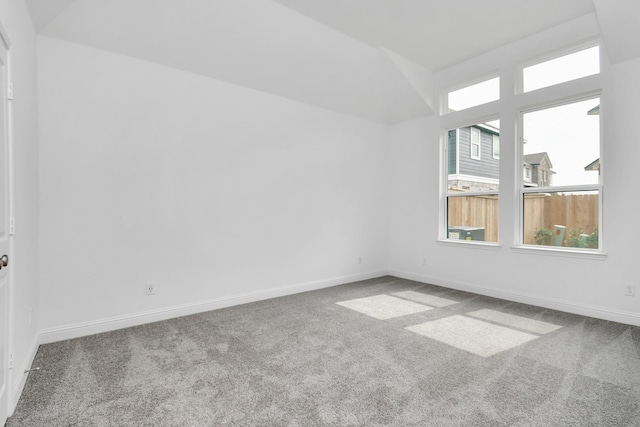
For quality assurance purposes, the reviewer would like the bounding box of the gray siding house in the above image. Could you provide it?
[448,124,500,192]
[448,124,554,190]
[523,152,555,187]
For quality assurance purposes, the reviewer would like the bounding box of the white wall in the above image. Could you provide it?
[388,14,640,325]
[37,37,389,339]
[0,0,40,413]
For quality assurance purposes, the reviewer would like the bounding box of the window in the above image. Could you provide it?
[521,97,601,249]
[445,121,500,243]
[523,46,600,92]
[470,127,481,159]
[447,77,499,112]
[441,42,602,252]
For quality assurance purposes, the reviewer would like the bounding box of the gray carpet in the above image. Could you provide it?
[7,276,640,426]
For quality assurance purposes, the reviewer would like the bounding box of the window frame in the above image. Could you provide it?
[442,116,500,246]
[492,134,500,159]
[516,93,603,252]
[470,127,481,160]
[439,40,605,256]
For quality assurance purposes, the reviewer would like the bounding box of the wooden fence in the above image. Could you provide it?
[448,193,598,245]
[447,195,499,242]
[522,193,599,245]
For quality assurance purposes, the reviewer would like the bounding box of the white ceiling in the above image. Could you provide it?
[273,0,596,71]
[24,0,640,123]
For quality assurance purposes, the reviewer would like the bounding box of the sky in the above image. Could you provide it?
[449,46,601,187]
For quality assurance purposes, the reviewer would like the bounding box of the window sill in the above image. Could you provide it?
[437,239,502,250]
[511,245,608,260]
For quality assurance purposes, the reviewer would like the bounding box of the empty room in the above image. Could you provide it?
[1,0,639,425]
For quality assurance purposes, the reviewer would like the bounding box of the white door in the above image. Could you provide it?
[0,27,10,426]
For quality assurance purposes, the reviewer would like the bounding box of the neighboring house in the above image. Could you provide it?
[448,123,554,190]
[523,152,555,187]
[447,124,500,192]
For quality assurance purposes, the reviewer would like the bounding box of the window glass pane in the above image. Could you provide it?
[447,195,498,243]
[471,128,481,159]
[492,134,500,159]
[448,77,499,112]
[523,190,599,249]
[523,46,600,92]
[448,121,500,192]
[523,98,599,188]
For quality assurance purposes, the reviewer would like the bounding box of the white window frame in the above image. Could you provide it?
[470,127,481,160]
[438,40,604,256]
[492,134,500,159]
[517,94,603,253]
[442,117,500,246]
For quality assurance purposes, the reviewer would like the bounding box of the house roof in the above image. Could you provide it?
[524,152,552,168]
[584,158,600,171]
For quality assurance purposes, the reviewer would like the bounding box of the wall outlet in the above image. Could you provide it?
[422,257,428,267]
[624,283,636,297]
[358,257,363,265]
[145,282,155,296]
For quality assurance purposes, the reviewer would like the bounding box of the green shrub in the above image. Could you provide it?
[566,228,598,249]
[534,228,553,246]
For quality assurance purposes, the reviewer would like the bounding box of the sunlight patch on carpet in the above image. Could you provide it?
[392,290,458,308]
[336,294,432,320]
[406,315,538,357]
[467,309,562,335]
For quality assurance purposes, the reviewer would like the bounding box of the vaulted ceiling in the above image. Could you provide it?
[25,0,640,123]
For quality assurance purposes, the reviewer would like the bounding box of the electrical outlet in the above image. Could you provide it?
[358,257,363,264]
[624,283,635,297]
[145,282,155,296]
[422,257,428,267]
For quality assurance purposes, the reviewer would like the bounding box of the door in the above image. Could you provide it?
[0,27,10,426]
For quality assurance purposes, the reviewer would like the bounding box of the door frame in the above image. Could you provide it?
[0,18,12,424]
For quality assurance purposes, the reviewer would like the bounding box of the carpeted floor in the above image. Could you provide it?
[7,276,640,426]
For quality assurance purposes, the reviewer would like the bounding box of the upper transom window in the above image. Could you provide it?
[447,77,499,113]
[523,46,600,93]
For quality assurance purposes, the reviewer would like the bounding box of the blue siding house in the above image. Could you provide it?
[448,124,553,190]
[448,124,500,191]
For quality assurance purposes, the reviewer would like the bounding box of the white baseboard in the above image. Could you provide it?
[38,267,640,345]
[39,270,387,344]
[388,268,640,327]
[8,335,39,417]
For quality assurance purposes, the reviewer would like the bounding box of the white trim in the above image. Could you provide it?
[387,269,640,327]
[454,128,459,177]
[521,184,599,194]
[7,336,38,417]
[0,21,10,50]
[511,244,606,260]
[437,239,501,250]
[39,270,387,344]
[492,134,500,159]
[470,127,481,159]
[447,174,499,187]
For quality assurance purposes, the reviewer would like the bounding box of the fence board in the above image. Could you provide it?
[449,193,598,245]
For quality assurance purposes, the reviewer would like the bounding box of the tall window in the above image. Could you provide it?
[442,43,602,252]
[522,98,601,249]
[445,121,500,243]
